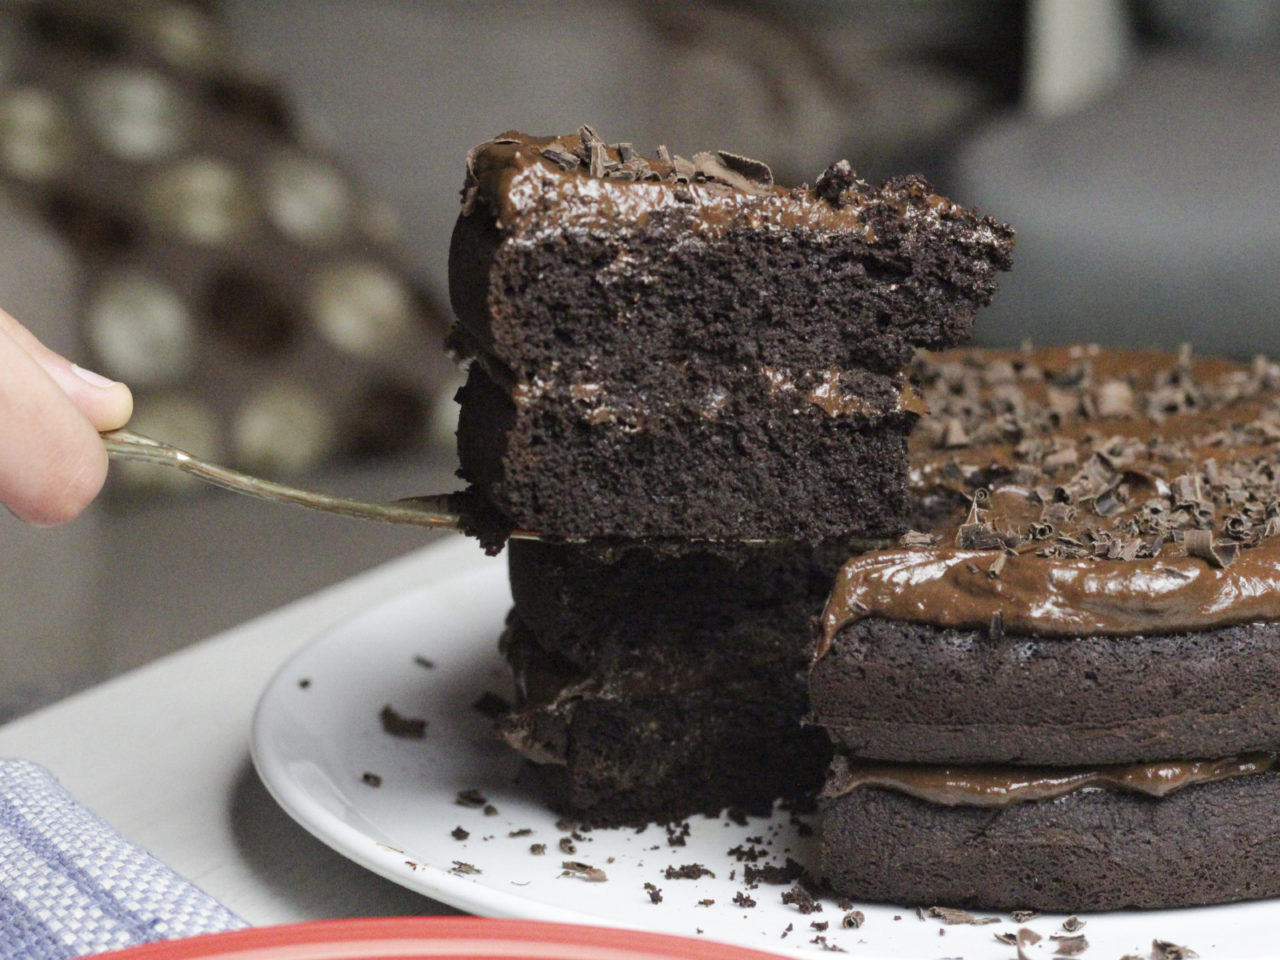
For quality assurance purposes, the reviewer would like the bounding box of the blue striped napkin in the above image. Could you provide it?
[0,759,247,959]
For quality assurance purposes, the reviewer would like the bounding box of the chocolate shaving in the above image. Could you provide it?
[1151,940,1198,960]
[1184,528,1234,567]
[379,704,427,739]
[588,140,609,178]
[560,860,607,882]
[691,150,769,194]
[449,860,481,875]
[815,159,857,206]
[671,154,695,183]
[541,147,580,171]
[716,150,773,188]
[1016,928,1043,960]
[927,906,1000,925]
[1051,933,1089,956]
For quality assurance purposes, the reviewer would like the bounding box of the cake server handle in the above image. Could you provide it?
[101,428,465,531]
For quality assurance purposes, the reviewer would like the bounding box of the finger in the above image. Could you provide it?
[0,306,132,431]
[0,325,109,525]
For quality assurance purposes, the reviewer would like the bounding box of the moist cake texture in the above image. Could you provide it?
[815,345,1280,911]
[498,540,839,825]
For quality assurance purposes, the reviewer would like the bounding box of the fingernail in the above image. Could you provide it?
[72,363,121,389]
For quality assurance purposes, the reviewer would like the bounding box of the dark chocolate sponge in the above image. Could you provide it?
[810,616,1280,766]
[456,361,914,543]
[821,770,1280,911]
[507,538,849,670]
[499,617,830,827]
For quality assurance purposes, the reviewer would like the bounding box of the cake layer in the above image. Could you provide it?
[813,346,1280,765]
[821,767,1280,911]
[810,616,1280,766]
[456,360,917,542]
[506,538,850,670]
[449,129,1014,379]
[498,617,830,826]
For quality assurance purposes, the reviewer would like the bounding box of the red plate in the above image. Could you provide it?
[91,917,788,959]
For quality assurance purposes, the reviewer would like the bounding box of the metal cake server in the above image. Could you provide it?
[102,428,466,531]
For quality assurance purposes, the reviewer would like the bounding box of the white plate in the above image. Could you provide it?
[252,537,1270,959]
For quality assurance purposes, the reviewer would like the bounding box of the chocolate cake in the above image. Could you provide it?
[813,344,1280,910]
[448,127,1013,543]
[498,540,837,825]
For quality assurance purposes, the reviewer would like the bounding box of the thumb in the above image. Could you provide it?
[0,308,132,431]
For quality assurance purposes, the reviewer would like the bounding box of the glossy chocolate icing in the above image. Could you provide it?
[821,345,1280,648]
[823,752,1275,806]
[461,128,990,242]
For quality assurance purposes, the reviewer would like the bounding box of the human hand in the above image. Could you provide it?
[0,308,133,525]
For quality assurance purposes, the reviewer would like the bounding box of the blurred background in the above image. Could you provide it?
[3,0,1279,717]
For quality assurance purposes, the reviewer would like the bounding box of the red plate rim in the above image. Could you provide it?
[90,916,788,960]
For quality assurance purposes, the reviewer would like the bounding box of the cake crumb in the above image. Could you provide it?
[455,788,487,808]
[664,863,715,880]
[360,772,382,787]
[450,826,469,841]
[781,884,822,914]
[644,882,663,903]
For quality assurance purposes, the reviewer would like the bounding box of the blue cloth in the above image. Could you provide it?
[0,759,246,959]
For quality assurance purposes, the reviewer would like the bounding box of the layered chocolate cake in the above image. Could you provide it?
[813,345,1280,910]
[497,540,841,825]
[449,127,1013,543]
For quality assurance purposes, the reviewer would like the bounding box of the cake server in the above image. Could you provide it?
[101,428,472,533]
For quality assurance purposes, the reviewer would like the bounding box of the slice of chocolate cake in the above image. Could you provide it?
[497,540,839,825]
[813,345,1280,910]
[448,128,1013,544]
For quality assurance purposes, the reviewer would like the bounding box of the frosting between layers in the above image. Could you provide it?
[464,341,926,428]
[822,752,1276,807]
[820,346,1280,645]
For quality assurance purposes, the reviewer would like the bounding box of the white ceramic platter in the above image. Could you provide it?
[251,539,1270,959]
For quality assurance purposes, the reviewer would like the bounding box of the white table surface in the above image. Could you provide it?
[0,533,500,926]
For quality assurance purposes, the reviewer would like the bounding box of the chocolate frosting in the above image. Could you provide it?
[460,127,1000,243]
[822,752,1276,806]
[821,345,1280,647]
